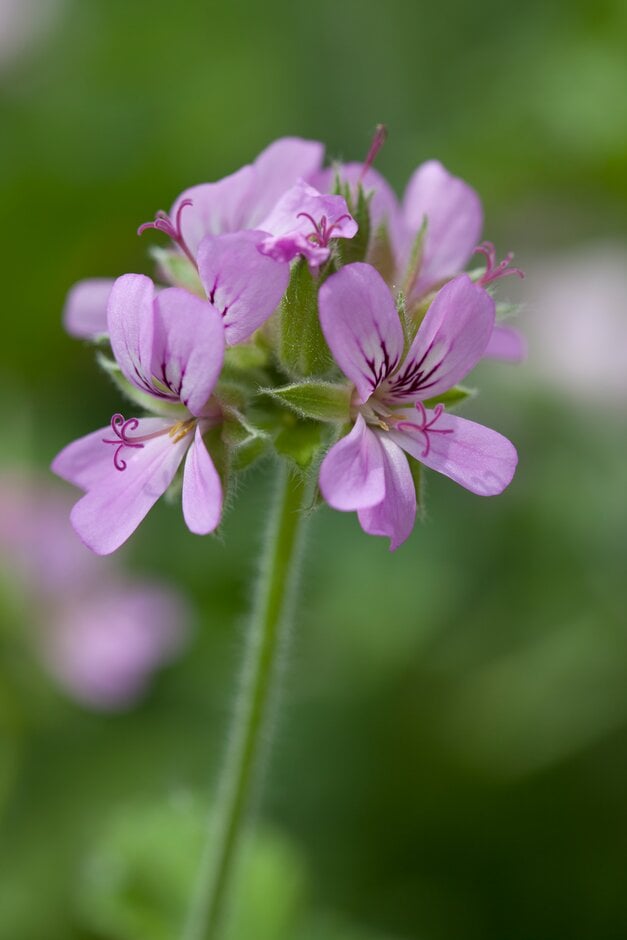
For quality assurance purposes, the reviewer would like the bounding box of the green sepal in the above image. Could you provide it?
[274,414,323,470]
[223,341,270,373]
[423,385,475,409]
[496,300,524,320]
[222,409,270,472]
[369,221,396,283]
[408,457,426,520]
[263,381,351,423]
[334,183,371,267]
[401,215,428,296]
[151,246,205,297]
[95,353,187,418]
[278,259,332,378]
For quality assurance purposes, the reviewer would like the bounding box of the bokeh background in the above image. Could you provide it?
[1,1,627,938]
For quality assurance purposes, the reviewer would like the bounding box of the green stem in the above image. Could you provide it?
[183,463,311,940]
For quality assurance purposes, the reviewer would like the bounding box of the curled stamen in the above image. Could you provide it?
[360,124,388,180]
[396,402,454,458]
[474,241,524,287]
[297,211,353,247]
[137,199,196,266]
[102,413,145,472]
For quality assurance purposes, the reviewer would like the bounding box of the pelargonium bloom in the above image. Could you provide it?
[142,136,356,272]
[317,263,518,549]
[316,156,526,362]
[52,275,226,555]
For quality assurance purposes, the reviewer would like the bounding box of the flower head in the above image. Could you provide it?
[317,263,518,549]
[52,275,226,554]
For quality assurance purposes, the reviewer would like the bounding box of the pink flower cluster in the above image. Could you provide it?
[54,134,524,552]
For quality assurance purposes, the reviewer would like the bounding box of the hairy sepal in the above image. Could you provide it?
[334,183,371,267]
[263,381,351,423]
[274,415,324,470]
[151,247,205,296]
[279,259,332,378]
[223,409,270,472]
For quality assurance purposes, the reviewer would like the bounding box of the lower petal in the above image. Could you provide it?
[391,412,517,496]
[357,435,416,551]
[70,431,190,555]
[52,418,174,491]
[182,426,223,535]
[483,324,527,363]
[319,415,385,511]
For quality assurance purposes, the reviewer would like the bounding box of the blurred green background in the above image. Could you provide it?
[1,1,627,938]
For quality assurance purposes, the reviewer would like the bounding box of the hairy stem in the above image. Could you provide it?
[183,464,311,940]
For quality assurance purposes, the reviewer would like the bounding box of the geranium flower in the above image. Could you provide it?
[317,263,518,549]
[52,275,226,555]
[315,156,526,361]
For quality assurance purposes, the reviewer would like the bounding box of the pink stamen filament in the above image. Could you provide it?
[296,211,352,247]
[103,413,195,472]
[137,198,196,267]
[474,241,524,287]
[360,124,388,180]
[396,402,453,458]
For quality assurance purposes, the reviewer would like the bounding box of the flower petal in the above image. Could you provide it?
[173,165,254,258]
[52,417,174,491]
[63,278,114,339]
[70,428,191,555]
[483,324,527,363]
[197,230,289,345]
[387,275,494,402]
[246,136,325,228]
[151,288,225,415]
[391,411,517,496]
[258,180,357,269]
[402,160,483,299]
[319,415,385,511]
[357,434,416,551]
[312,163,403,255]
[107,273,157,394]
[182,426,223,534]
[318,262,404,403]
[109,275,225,415]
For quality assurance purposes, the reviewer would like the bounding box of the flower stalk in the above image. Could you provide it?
[183,462,311,940]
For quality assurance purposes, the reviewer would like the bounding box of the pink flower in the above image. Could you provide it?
[148,141,356,272]
[317,263,518,549]
[52,275,226,554]
[255,179,357,270]
[167,136,326,258]
[64,226,290,344]
[315,158,526,363]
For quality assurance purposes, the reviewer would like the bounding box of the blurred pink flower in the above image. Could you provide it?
[526,244,627,401]
[0,473,190,710]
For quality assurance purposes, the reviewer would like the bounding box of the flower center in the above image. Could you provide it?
[358,397,453,457]
[474,241,524,287]
[296,211,352,248]
[138,199,196,266]
[103,413,196,471]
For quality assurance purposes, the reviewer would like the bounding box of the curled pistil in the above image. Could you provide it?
[296,211,352,248]
[474,241,524,287]
[102,414,145,471]
[138,199,196,266]
[396,402,454,458]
